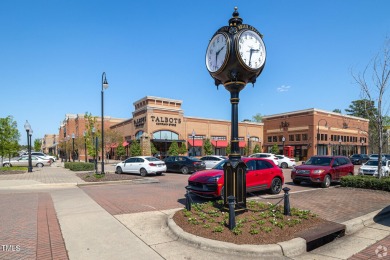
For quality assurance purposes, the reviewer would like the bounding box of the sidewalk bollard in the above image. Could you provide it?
[228,195,236,230]
[283,187,291,216]
[185,186,191,211]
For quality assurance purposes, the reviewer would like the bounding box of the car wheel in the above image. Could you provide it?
[3,163,10,167]
[280,162,288,169]
[156,172,162,176]
[140,168,147,177]
[321,175,331,188]
[50,158,55,163]
[37,163,44,168]
[293,179,301,185]
[181,166,189,174]
[116,166,123,174]
[269,178,282,194]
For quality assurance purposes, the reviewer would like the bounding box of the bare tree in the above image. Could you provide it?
[352,38,390,178]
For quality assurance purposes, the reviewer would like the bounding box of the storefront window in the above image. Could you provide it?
[152,130,179,140]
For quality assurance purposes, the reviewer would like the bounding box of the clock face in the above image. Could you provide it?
[237,30,266,70]
[206,33,229,73]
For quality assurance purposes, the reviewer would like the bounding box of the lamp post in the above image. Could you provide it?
[24,121,32,172]
[339,137,342,155]
[164,134,168,157]
[361,139,364,154]
[92,127,97,173]
[66,135,70,162]
[101,72,109,174]
[247,133,250,156]
[317,119,328,155]
[72,133,75,162]
[282,136,285,155]
[83,131,87,162]
[191,130,195,156]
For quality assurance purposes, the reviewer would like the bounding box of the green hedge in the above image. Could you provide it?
[341,175,390,191]
[64,162,94,171]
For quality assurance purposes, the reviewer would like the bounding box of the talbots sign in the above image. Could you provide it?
[151,116,181,127]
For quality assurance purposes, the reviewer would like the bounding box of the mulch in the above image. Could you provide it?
[76,172,141,182]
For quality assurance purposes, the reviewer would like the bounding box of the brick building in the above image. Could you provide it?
[262,108,369,160]
[41,134,58,155]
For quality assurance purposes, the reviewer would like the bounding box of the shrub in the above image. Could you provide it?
[341,175,390,191]
[64,162,94,171]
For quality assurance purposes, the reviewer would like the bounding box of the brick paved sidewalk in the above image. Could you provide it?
[0,192,68,260]
[349,236,390,259]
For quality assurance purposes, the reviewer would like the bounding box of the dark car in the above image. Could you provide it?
[164,156,206,174]
[350,154,369,165]
[187,157,284,198]
[291,156,354,188]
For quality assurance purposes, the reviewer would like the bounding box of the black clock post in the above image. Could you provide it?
[205,7,266,212]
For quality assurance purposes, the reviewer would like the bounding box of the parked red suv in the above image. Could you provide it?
[291,156,354,188]
[187,157,284,198]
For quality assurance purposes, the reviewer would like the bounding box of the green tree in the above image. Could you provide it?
[34,139,41,151]
[116,144,126,159]
[226,143,231,155]
[0,116,20,163]
[84,112,99,158]
[178,142,187,155]
[333,109,342,113]
[252,113,263,123]
[150,141,158,155]
[130,141,141,156]
[253,144,261,153]
[168,141,179,156]
[203,138,213,155]
[271,144,279,154]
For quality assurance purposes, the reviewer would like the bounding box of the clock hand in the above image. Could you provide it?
[249,48,253,66]
[216,46,225,56]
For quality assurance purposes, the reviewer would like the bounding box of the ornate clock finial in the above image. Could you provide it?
[229,6,243,26]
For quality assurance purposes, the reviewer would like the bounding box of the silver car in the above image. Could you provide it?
[115,156,166,177]
[200,155,227,169]
[2,156,52,167]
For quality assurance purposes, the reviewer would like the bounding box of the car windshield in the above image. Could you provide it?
[212,160,227,170]
[351,155,360,158]
[305,157,332,166]
[365,160,385,166]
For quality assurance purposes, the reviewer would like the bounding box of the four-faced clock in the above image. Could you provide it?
[236,30,266,70]
[205,33,230,73]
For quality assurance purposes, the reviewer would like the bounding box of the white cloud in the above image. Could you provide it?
[277,85,291,92]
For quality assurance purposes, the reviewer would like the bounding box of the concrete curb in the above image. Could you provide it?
[0,182,79,190]
[167,206,390,258]
[76,178,160,186]
[343,206,390,235]
[167,209,305,258]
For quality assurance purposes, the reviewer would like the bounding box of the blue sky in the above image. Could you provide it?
[1,0,389,145]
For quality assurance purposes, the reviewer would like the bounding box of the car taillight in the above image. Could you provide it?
[290,159,295,162]
[194,162,200,165]
[149,163,157,166]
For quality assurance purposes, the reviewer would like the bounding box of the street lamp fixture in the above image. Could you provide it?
[191,130,196,156]
[83,131,87,162]
[23,120,33,173]
[339,137,342,155]
[101,72,109,174]
[282,136,286,155]
[317,119,328,155]
[72,133,75,162]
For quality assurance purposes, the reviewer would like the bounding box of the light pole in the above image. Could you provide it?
[72,133,75,162]
[92,127,97,173]
[67,135,70,161]
[191,130,195,156]
[317,119,328,155]
[24,121,32,172]
[101,72,109,174]
[83,131,87,162]
[282,136,286,155]
[361,139,364,154]
[339,137,342,155]
[247,133,250,156]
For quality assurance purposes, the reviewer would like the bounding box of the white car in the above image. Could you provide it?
[22,152,56,162]
[199,155,227,169]
[368,154,386,161]
[275,155,296,169]
[248,153,279,166]
[115,156,166,177]
[359,160,390,177]
[2,156,52,167]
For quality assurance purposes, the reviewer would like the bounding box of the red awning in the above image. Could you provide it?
[188,139,203,147]
[110,143,118,148]
[122,141,129,147]
[211,140,228,148]
[239,141,246,148]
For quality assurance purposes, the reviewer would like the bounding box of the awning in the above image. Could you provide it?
[122,141,129,147]
[211,140,228,148]
[110,143,118,148]
[239,141,246,148]
[188,139,203,147]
